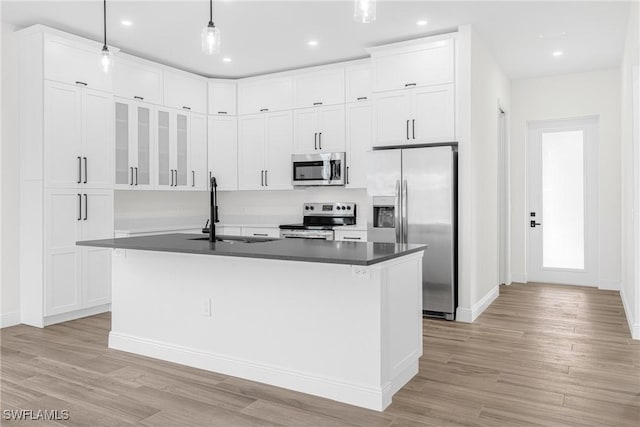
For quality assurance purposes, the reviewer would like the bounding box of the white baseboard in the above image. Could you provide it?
[109,331,406,411]
[456,285,500,323]
[510,273,527,284]
[598,280,621,291]
[43,304,111,327]
[0,311,21,328]
[620,287,640,340]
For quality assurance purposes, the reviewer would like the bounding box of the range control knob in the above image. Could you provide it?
[342,206,347,210]
[310,206,314,210]
[305,206,309,210]
[347,206,351,210]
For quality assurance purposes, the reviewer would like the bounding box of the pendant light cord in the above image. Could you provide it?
[103,0,107,49]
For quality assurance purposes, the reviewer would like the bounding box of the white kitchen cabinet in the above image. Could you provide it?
[241,227,280,238]
[114,55,163,104]
[217,226,242,236]
[163,70,207,114]
[156,107,190,189]
[43,33,114,93]
[44,81,113,189]
[238,111,293,190]
[189,113,208,191]
[44,188,113,316]
[208,80,237,115]
[370,38,454,93]
[345,102,371,189]
[293,67,345,108]
[372,84,454,147]
[334,229,367,242]
[293,105,345,154]
[237,75,293,115]
[114,99,154,189]
[346,63,371,103]
[208,116,238,191]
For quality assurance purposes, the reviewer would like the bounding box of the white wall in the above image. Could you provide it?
[0,21,21,327]
[456,26,510,322]
[510,69,622,289]
[620,3,639,339]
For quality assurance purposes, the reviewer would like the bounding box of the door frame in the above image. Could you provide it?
[497,105,510,286]
[526,115,599,286]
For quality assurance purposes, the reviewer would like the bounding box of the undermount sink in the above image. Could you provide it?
[190,235,279,244]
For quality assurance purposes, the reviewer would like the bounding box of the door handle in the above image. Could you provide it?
[402,180,408,243]
[406,120,410,140]
[77,157,82,183]
[530,220,542,228]
[170,169,174,186]
[130,167,133,185]
[84,193,88,220]
[318,132,322,150]
[412,119,415,139]
[395,180,401,244]
[314,133,318,150]
[265,170,268,187]
[192,170,195,187]
[174,170,178,186]
[261,170,264,187]
[83,157,87,183]
[346,166,349,185]
[77,193,82,220]
[135,167,138,186]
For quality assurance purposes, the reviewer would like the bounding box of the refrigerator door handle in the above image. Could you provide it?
[402,179,408,243]
[395,180,402,243]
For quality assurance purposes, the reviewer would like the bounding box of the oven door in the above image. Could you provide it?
[280,229,334,240]
[292,153,345,186]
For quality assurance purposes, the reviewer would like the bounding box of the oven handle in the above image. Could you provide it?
[282,235,330,240]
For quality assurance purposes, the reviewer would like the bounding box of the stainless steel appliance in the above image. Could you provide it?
[280,202,356,240]
[292,152,345,187]
[367,146,457,320]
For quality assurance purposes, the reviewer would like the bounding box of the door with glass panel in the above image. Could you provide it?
[527,117,598,285]
[114,99,153,189]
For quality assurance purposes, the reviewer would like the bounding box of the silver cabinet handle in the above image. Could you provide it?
[192,170,195,187]
[170,169,174,187]
[346,166,349,185]
[357,97,367,101]
[405,83,417,87]
[402,179,408,243]
[134,96,144,100]
[182,106,191,110]
[395,180,401,244]
[318,132,322,150]
[135,167,138,186]
[174,170,178,187]
[75,81,88,86]
[412,119,415,140]
[265,170,268,187]
[84,193,88,220]
[261,170,264,187]
[343,236,361,240]
[77,157,82,183]
[406,120,410,140]
[77,193,82,220]
[130,167,134,185]
[83,157,87,183]
[253,233,268,236]
[314,133,318,150]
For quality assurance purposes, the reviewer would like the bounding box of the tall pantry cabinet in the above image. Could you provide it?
[19,27,115,327]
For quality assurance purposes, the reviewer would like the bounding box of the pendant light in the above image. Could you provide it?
[101,0,111,73]
[354,0,376,23]
[202,0,221,55]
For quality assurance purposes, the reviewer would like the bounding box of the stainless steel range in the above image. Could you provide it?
[279,203,356,240]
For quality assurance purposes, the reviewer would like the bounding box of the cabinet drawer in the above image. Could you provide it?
[114,56,163,104]
[294,68,345,108]
[335,230,367,242]
[163,70,207,114]
[241,227,280,238]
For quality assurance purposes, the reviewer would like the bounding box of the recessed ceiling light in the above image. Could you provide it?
[222,57,232,63]
[417,20,428,26]
[552,50,563,57]
[308,40,318,47]
[121,20,133,27]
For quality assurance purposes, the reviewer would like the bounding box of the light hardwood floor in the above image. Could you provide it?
[1,283,639,426]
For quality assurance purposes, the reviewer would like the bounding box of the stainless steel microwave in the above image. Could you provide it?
[292,152,345,187]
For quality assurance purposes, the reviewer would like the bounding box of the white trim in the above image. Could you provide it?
[456,285,499,323]
[620,287,640,340]
[109,331,412,411]
[42,304,111,327]
[597,280,621,291]
[0,312,21,328]
[510,272,527,284]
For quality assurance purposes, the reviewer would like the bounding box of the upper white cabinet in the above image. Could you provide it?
[345,101,371,188]
[293,68,345,108]
[208,115,238,191]
[345,63,371,103]
[114,55,163,104]
[163,70,207,114]
[237,76,293,115]
[370,38,454,93]
[43,33,114,93]
[189,113,209,191]
[114,98,154,189]
[208,80,237,115]
[294,105,346,154]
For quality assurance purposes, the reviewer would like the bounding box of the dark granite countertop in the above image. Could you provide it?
[77,233,427,266]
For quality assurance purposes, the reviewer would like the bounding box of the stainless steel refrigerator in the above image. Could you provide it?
[367,145,457,320]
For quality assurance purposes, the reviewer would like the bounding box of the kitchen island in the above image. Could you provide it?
[77,234,427,411]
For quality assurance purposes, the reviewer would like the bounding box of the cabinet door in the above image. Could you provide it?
[346,63,371,103]
[189,113,208,191]
[238,76,293,115]
[317,105,346,152]
[372,90,411,147]
[164,71,207,114]
[156,108,173,187]
[293,108,318,154]
[175,112,189,187]
[412,84,455,144]
[238,115,266,190]
[44,189,82,316]
[346,102,371,189]
[135,103,153,188]
[208,81,237,115]
[265,111,293,190]
[81,88,114,189]
[294,68,345,108]
[208,116,238,191]
[114,101,132,187]
[44,35,113,93]
[44,81,82,189]
[81,190,113,308]
[113,56,163,104]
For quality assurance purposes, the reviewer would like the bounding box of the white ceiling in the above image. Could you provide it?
[1,1,632,79]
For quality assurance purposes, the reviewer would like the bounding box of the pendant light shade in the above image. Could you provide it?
[354,0,376,23]
[101,0,111,73]
[202,0,221,54]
